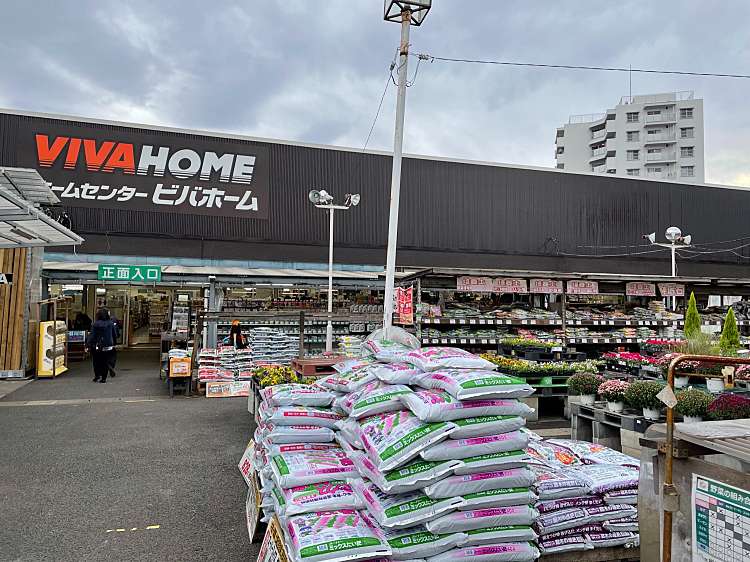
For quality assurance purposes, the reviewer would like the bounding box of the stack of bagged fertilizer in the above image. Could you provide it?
[525,436,640,554]
[338,335,364,357]
[323,331,542,562]
[246,327,297,363]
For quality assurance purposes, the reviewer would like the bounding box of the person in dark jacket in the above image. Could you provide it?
[86,308,118,383]
[228,320,248,349]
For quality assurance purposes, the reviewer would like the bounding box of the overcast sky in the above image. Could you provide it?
[1,1,749,186]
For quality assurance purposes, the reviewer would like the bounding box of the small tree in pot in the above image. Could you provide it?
[719,308,741,356]
[625,380,664,420]
[675,388,713,423]
[684,292,701,340]
[567,372,604,405]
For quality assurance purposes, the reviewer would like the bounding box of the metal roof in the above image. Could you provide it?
[0,169,83,249]
[675,419,750,463]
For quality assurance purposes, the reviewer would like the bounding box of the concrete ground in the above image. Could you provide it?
[0,350,259,561]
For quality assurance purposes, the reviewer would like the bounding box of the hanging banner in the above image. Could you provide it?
[395,287,414,325]
[626,282,656,296]
[492,278,528,294]
[530,279,563,294]
[659,283,685,297]
[456,276,494,292]
[566,280,599,295]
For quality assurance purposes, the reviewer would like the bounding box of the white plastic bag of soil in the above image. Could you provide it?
[563,465,640,494]
[454,450,532,475]
[529,466,588,500]
[460,524,537,546]
[370,362,424,384]
[271,480,365,517]
[261,405,344,429]
[423,468,535,499]
[603,516,639,532]
[458,487,538,510]
[421,430,529,461]
[350,451,461,495]
[533,507,592,535]
[352,479,463,529]
[450,415,526,439]
[318,367,378,393]
[384,525,466,560]
[349,384,413,419]
[270,448,359,488]
[538,535,592,554]
[546,439,639,468]
[426,505,539,533]
[401,390,533,423]
[333,358,376,373]
[261,384,335,407]
[415,369,535,400]
[426,541,541,562]
[335,418,365,450]
[403,348,496,372]
[285,509,391,562]
[603,489,638,505]
[258,422,335,444]
[358,411,456,472]
[587,531,640,548]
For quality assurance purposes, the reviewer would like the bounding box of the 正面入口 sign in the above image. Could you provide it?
[98,264,161,282]
[14,120,270,219]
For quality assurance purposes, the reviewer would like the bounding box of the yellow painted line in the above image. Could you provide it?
[116,529,125,532]
[124,399,156,403]
[146,525,161,530]
[106,530,114,533]
[131,528,138,531]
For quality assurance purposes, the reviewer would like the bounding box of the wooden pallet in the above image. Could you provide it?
[291,356,345,377]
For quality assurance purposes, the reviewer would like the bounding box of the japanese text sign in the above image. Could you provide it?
[566,280,599,294]
[659,283,685,297]
[395,286,414,325]
[530,279,563,294]
[456,276,527,293]
[98,264,161,282]
[626,282,656,296]
[16,120,270,218]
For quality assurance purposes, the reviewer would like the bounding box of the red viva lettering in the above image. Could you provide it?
[37,134,135,174]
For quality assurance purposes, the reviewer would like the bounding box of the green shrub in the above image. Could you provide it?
[719,308,741,355]
[624,380,664,409]
[684,292,701,340]
[567,372,604,396]
[675,388,713,418]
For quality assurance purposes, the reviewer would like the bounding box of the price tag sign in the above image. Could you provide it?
[530,278,563,294]
[457,276,494,292]
[626,282,656,296]
[492,278,528,294]
[567,280,599,294]
[659,283,685,297]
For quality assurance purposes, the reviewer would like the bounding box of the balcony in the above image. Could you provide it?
[644,131,676,144]
[646,151,677,162]
[645,112,676,124]
[620,91,694,105]
[591,164,607,173]
[646,168,676,179]
[590,129,606,140]
[590,146,607,159]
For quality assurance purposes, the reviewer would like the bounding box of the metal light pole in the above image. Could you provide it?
[382,0,432,335]
[309,190,360,352]
[644,227,692,310]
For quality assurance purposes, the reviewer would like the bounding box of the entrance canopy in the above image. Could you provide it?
[0,167,83,248]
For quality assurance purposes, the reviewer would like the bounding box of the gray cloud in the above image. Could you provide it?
[1,0,748,185]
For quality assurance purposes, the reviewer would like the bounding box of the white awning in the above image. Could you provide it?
[0,168,83,249]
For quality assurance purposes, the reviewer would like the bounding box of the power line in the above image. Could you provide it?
[362,53,398,152]
[557,248,669,258]
[413,53,750,79]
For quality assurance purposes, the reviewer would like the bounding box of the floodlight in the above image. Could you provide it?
[665,227,682,242]
[345,193,361,207]
[682,234,692,245]
[384,0,432,26]
[308,190,322,204]
[644,232,656,244]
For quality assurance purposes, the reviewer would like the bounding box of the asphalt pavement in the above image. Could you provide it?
[0,350,259,561]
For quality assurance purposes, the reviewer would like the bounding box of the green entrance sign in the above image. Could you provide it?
[97,264,162,282]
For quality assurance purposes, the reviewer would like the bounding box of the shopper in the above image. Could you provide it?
[73,311,92,331]
[228,320,248,349]
[108,313,121,377]
[86,308,117,383]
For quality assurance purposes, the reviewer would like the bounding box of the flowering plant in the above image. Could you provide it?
[675,388,713,418]
[567,372,605,396]
[736,364,750,381]
[707,393,750,421]
[602,351,656,367]
[481,353,602,376]
[254,365,299,387]
[624,380,664,409]
[597,379,630,402]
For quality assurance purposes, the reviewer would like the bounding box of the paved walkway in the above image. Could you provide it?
[0,351,258,561]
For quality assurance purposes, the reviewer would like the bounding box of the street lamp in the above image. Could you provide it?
[309,190,360,352]
[643,226,692,310]
[382,0,432,336]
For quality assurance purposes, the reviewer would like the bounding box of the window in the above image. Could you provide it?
[556,129,564,138]
[680,146,694,158]
[626,112,639,123]
[681,127,695,139]
[647,110,661,116]
[680,108,694,119]
[627,150,640,161]
[606,169,616,174]
[626,131,640,142]
[627,169,640,176]
[647,148,661,154]
[681,165,695,177]
[648,167,663,174]
[647,129,661,135]
[556,163,564,169]
[556,146,565,155]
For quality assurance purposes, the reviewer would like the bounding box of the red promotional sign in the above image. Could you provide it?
[567,280,599,295]
[658,283,685,297]
[530,279,563,294]
[396,287,414,325]
[626,282,656,296]
[456,276,493,292]
[492,278,528,294]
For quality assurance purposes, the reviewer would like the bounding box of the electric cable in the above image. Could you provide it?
[362,51,398,152]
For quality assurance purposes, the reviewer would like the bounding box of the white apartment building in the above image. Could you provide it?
[555,91,704,183]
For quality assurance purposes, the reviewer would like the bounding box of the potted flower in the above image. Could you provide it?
[625,380,664,420]
[598,379,630,413]
[706,394,750,421]
[567,372,604,406]
[675,388,713,423]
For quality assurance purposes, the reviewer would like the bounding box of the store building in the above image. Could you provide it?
[1,108,749,351]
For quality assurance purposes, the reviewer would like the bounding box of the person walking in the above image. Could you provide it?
[228,320,248,349]
[86,308,117,383]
